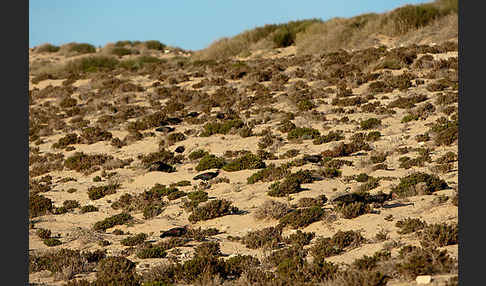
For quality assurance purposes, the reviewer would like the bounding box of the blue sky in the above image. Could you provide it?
[29,0,433,51]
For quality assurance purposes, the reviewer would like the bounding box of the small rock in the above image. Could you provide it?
[160,226,187,238]
[148,161,176,172]
[303,154,322,163]
[416,275,432,284]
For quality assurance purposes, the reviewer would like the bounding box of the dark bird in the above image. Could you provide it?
[303,154,322,164]
[148,161,176,173]
[160,117,182,125]
[185,111,199,118]
[160,226,188,238]
[175,146,185,153]
[155,126,175,133]
[193,170,220,181]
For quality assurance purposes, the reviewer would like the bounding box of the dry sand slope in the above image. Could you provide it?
[28,41,458,285]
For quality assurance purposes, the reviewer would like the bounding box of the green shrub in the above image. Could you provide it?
[401,113,419,123]
[80,205,99,213]
[188,149,209,160]
[167,132,186,145]
[35,43,60,53]
[87,183,120,200]
[43,238,62,247]
[64,152,112,174]
[396,246,456,279]
[247,163,290,184]
[284,230,315,247]
[65,56,119,73]
[360,118,382,130]
[121,233,148,246]
[188,199,239,223]
[143,204,164,219]
[119,55,163,70]
[392,172,448,198]
[93,212,133,231]
[310,230,364,259]
[336,201,373,219]
[63,200,80,210]
[145,40,165,50]
[96,256,139,285]
[273,26,294,47]
[223,153,265,172]
[187,191,209,203]
[69,43,96,54]
[200,119,244,136]
[137,246,167,259]
[111,47,134,57]
[420,223,458,247]
[29,194,53,218]
[313,130,345,145]
[195,154,225,171]
[395,218,427,234]
[268,178,301,197]
[297,99,316,111]
[36,228,51,239]
[195,241,222,257]
[241,226,283,249]
[279,206,325,229]
[288,127,321,140]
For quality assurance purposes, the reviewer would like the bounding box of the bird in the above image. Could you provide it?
[155,126,175,133]
[303,154,322,164]
[160,226,188,238]
[193,170,220,181]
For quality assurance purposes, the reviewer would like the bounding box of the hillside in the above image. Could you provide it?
[28,2,458,286]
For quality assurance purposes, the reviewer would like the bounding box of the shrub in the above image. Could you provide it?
[63,200,80,210]
[436,151,457,164]
[420,223,458,247]
[310,230,364,259]
[241,226,283,249]
[187,191,209,203]
[360,118,382,130]
[313,130,345,145]
[64,152,112,174]
[396,246,456,279]
[254,200,292,220]
[189,150,208,161]
[336,201,373,219]
[392,172,448,198]
[145,40,165,50]
[137,245,167,259]
[167,132,186,145]
[268,178,301,197]
[143,204,164,219]
[80,127,113,144]
[188,199,239,223]
[87,183,120,200]
[297,99,316,111]
[121,233,148,246]
[297,195,328,208]
[80,205,99,213]
[96,256,139,285]
[200,119,244,136]
[287,127,321,140]
[35,43,60,53]
[29,194,53,218]
[43,238,62,247]
[223,153,266,172]
[247,163,290,184]
[284,230,315,247]
[195,154,226,171]
[69,43,96,54]
[65,56,119,73]
[93,212,133,231]
[111,47,134,57]
[36,228,51,239]
[278,206,325,229]
[395,218,427,234]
